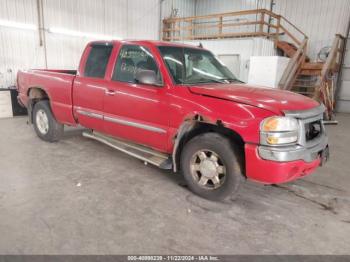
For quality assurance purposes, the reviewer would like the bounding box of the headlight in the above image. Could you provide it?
[260,116,299,145]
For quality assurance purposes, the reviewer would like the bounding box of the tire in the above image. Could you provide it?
[180,133,243,201]
[33,100,64,142]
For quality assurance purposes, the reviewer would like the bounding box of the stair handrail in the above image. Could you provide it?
[279,16,307,40]
[162,9,306,46]
[315,34,345,89]
[313,34,345,117]
[278,38,308,90]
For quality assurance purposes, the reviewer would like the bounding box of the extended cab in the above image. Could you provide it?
[17,40,329,200]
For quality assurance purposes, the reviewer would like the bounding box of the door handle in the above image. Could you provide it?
[105,90,115,96]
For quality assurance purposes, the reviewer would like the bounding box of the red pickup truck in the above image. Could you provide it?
[17,40,329,200]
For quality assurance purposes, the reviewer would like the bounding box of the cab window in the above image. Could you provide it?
[112,45,161,83]
[84,44,113,78]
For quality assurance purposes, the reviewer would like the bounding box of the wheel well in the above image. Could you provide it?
[28,87,49,100]
[175,121,246,176]
[27,87,49,123]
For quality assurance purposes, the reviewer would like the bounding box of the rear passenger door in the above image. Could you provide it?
[73,43,113,131]
[102,44,169,152]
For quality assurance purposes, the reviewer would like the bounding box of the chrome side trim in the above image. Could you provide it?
[76,109,166,134]
[77,109,103,119]
[104,116,166,134]
[283,104,325,119]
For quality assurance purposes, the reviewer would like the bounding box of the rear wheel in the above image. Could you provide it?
[181,133,243,201]
[33,100,63,142]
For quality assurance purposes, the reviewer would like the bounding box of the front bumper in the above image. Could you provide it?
[245,143,327,184]
[258,133,328,162]
[245,104,329,184]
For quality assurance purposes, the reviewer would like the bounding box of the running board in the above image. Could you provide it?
[322,120,338,125]
[82,131,172,169]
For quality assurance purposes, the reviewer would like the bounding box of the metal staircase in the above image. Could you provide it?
[278,34,345,119]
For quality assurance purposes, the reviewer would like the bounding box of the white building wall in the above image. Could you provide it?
[0,0,165,88]
[195,0,271,15]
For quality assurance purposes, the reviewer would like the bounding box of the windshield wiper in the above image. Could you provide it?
[206,78,229,84]
[220,78,245,83]
[185,78,228,85]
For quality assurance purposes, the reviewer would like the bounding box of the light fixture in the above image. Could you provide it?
[48,27,120,40]
[0,19,36,30]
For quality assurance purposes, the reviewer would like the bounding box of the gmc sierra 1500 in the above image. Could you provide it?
[17,40,329,200]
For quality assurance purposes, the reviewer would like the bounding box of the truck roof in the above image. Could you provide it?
[88,39,202,49]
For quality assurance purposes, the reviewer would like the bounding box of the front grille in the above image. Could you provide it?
[283,104,326,146]
[305,120,322,142]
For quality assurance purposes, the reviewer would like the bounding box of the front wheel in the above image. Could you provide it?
[33,100,64,142]
[181,133,243,201]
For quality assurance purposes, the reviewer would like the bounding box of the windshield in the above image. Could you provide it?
[158,46,238,85]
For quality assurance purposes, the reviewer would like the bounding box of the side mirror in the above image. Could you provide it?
[135,69,162,87]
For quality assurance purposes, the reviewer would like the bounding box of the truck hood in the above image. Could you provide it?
[188,83,319,114]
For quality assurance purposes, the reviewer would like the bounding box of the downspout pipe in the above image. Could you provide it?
[36,0,48,68]
[267,0,276,34]
[159,0,165,40]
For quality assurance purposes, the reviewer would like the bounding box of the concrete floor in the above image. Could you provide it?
[0,115,350,255]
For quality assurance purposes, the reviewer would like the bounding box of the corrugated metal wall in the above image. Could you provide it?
[0,0,42,88]
[161,0,195,19]
[0,0,164,88]
[195,0,271,15]
[1,0,350,89]
[43,0,161,69]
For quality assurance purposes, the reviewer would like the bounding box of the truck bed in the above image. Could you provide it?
[34,69,77,75]
[17,69,77,125]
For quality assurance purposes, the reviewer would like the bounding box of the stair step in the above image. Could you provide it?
[299,70,322,76]
[295,77,318,82]
[301,62,324,70]
[82,131,172,169]
[292,91,315,95]
[294,81,317,85]
[293,84,317,88]
[277,41,297,57]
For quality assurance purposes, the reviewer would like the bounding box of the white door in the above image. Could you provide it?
[0,90,13,118]
[217,54,240,80]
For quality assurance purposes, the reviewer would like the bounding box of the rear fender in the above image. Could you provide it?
[27,87,49,124]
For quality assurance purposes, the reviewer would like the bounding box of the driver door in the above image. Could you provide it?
[102,44,169,152]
